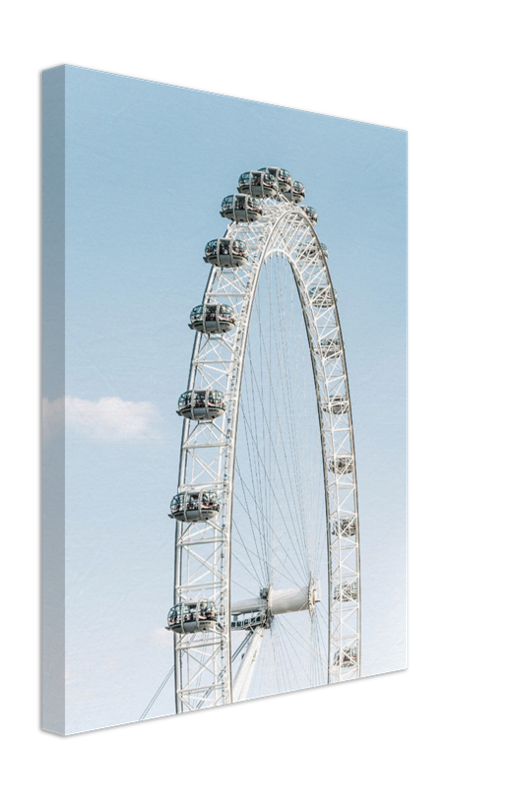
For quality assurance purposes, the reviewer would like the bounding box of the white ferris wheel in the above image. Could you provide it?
[167,168,360,713]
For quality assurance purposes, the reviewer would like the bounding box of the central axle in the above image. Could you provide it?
[231,580,321,629]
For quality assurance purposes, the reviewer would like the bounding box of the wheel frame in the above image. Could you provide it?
[172,194,360,713]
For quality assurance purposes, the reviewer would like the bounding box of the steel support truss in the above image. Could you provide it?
[173,196,360,712]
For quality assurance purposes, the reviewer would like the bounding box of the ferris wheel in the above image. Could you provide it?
[167,168,360,713]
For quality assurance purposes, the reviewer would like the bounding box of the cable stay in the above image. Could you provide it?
[139,665,175,722]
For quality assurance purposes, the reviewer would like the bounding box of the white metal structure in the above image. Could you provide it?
[171,173,360,713]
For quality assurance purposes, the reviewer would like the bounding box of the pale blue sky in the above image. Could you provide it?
[45,65,406,734]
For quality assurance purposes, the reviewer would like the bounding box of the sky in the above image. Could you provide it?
[43,65,407,734]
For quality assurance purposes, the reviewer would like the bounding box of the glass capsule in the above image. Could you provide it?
[220,194,263,222]
[166,599,218,633]
[238,170,278,198]
[176,389,226,421]
[258,166,292,193]
[169,490,221,522]
[203,238,248,268]
[189,303,236,333]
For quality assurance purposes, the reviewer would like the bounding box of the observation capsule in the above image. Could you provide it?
[316,338,342,359]
[328,455,354,474]
[258,166,293,193]
[309,286,338,307]
[166,599,218,634]
[203,238,248,268]
[176,389,226,421]
[282,180,306,204]
[238,170,278,198]
[221,194,263,223]
[301,206,318,225]
[169,490,220,522]
[323,394,349,415]
[333,644,358,668]
[333,580,358,602]
[189,303,236,334]
[295,241,328,259]
[332,517,357,537]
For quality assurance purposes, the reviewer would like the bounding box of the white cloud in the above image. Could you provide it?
[43,396,161,440]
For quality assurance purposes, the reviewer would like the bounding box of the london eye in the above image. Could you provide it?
[167,168,360,713]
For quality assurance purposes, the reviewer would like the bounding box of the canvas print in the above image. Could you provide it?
[42,65,407,734]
